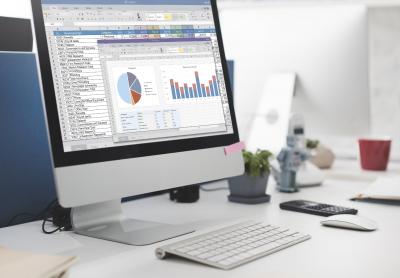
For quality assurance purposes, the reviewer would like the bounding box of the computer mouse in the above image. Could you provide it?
[321,214,378,231]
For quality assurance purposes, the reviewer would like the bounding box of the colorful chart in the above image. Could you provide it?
[169,71,219,100]
[117,72,142,105]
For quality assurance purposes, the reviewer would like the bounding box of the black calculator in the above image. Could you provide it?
[280,200,358,217]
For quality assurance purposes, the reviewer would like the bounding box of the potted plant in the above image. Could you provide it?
[228,149,273,204]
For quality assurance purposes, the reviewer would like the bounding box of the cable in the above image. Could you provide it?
[42,217,62,234]
[6,198,72,234]
[41,199,72,234]
[5,198,58,227]
[200,185,229,192]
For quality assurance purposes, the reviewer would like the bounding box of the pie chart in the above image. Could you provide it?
[117,72,142,105]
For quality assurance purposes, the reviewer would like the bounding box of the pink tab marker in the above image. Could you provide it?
[224,141,245,155]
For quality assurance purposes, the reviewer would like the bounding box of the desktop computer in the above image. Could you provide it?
[32,0,243,245]
[31,0,313,268]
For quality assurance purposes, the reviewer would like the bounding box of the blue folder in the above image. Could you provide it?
[0,52,56,227]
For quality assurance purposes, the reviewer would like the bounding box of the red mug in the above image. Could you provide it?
[358,138,391,171]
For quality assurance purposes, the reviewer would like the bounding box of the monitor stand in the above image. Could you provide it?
[71,199,195,245]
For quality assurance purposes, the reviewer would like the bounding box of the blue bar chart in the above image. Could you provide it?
[170,71,220,100]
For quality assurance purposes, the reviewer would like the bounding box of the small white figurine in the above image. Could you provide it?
[276,135,309,192]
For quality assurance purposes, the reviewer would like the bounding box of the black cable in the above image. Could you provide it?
[41,217,62,234]
[41,199,59,218]
[5,198,58,227]
[41,200,60,234]
[5,198,72,235]
[40,199,72,234]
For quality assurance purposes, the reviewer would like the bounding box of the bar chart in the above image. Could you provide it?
[168,71,220,100]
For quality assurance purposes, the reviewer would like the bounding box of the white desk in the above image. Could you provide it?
[1,159,400,278]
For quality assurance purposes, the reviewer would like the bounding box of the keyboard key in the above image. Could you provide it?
[197,253,212,259]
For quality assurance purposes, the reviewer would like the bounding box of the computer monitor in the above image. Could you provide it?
[220,4,369,155]
[31,0,243,245]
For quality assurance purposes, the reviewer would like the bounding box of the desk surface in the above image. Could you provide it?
[1,159,400,278]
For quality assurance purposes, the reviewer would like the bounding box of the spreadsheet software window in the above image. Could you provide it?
[42,0,233,152]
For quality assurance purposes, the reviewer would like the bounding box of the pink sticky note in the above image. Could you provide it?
[224,141,245,155]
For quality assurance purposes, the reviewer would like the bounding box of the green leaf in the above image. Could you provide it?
[242,149,273,177]
[306,139,319,149]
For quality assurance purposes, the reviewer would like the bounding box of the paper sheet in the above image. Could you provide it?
[355,177,400,200]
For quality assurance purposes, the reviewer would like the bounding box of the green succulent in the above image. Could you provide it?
[306,139,319,149]
[242,149,273,177]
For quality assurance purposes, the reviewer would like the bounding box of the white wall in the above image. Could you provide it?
[218,0,400,7]
[369,7,400,142]
[219,4,370,141]
[0,0,32,19]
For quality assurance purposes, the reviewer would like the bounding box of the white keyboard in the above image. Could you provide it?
[155,221,311,270]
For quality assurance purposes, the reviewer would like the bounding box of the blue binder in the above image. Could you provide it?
[0,52,56,227]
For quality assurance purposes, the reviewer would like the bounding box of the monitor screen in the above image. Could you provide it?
[40,0,234,153]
